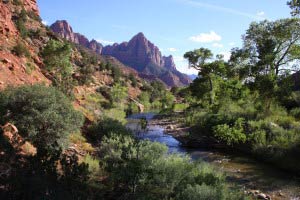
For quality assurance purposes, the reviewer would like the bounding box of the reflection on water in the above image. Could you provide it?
[127,113,300,200]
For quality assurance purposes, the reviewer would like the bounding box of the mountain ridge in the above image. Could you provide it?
[50,20,191,87]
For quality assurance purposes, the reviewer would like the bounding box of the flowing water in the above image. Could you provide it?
[127,113,300,200]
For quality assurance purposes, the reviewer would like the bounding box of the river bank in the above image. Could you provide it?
[130,112,300,200]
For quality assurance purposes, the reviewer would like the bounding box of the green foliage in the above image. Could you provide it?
[288,0,300,16]
[12,41,30,57]
[111,66,122,82]
[88,117,132,143]
[99,132,245,199]
[15,8,28,38]
[129,73,138,87]
[25,62,35,74]
[42,39,75,95]
[110,83,128,106]
[213,118,247,146]
[0,85,84,153]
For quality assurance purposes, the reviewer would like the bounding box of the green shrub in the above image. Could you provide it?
[290,107,300,119]
[13,41,30,57]
[15,9,28,38]
[213,118,247,146]
[88,118,132,143]
[0,85,84,153]
[128,73,138,87]
[25,62,35,74]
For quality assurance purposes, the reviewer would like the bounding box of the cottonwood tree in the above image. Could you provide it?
[288,0,300,16]
[184,48,227,104]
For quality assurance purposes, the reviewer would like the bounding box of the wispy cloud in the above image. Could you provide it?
[42,20,48,25]
[212,43,223,48]
[189,31,221,43]
[256,11,265,16]
[168,48,178,52]
[178,0,264,20]
[96,39,115,45]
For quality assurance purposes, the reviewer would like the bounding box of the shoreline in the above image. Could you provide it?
[147,112,300,200]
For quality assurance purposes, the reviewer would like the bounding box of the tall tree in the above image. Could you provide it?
[184,48,227,104]
[243,18,300,78]
[288,0,300,16]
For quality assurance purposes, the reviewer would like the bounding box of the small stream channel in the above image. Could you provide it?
[127,113,300,200]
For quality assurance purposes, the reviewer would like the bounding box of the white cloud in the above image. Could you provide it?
[178,0,264,20]
[42,20,48,25]
[168,48,177,52]
[219,51,231,61]
[174,56,185,62]
[212,43,223,48]
[189,31,222,43]
[256,11,265,16]
[96,39,115,45]
[229,42,236,46]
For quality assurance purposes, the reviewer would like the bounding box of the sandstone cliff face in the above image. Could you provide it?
[0,2,18,37]
[0,0,50,90]
[23,0,39,15]
[50,20,103,54]
[50,21,191,87]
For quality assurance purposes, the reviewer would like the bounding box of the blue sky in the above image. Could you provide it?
[37,0,291,75]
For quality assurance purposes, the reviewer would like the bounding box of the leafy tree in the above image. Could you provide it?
[243,18,300,78]
[110,83,128,106]
[0,85,84,153]
[42,40,75,95]
[184,48,227,104]
[288,0,300,16]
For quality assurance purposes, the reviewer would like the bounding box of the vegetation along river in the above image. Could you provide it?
[127,113,300,200]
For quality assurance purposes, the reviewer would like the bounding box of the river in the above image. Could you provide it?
[127,112,300,200]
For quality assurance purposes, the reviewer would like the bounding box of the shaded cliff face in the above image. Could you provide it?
[102,33,191,87]
[50,20,103,54]
[50,21,191,87]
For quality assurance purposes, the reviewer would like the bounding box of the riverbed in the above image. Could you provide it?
[127,113,300,200]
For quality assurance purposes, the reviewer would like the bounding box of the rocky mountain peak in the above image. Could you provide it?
[50,20,103,54]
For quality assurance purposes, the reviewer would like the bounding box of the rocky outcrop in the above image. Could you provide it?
[50,20,103,54]
[23,0,39,15]
[163,55,176,70]
[0,2,18,37]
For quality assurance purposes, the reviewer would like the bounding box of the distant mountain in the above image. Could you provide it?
[188,74,198,80]
[50,21,191,87]
[50,20,103,54]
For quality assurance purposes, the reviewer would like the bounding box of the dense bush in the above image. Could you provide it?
[99,133,246,199]
[0,85,84,153]
[42,39,75,95]
[12,41,30,57]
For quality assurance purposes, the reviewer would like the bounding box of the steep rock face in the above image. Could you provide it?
[0,0,50,90]
[103,33,191,87]
[50,20,103,54]
[88,39,103,54]
[163,55,176,70]
[103,32,164,72]
[0,2,18,37]
[23,0,39,15]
